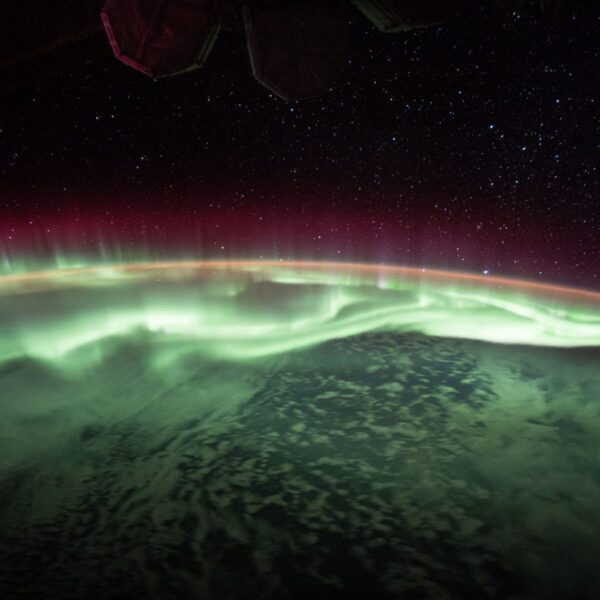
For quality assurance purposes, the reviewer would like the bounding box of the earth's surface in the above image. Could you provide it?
[1,261,599,599]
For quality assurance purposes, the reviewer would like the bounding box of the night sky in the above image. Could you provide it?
[1,4,598,288]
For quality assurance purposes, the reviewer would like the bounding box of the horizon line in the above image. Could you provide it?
[1,258,599,303]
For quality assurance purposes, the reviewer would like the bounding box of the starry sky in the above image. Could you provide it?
[0,4,598,288]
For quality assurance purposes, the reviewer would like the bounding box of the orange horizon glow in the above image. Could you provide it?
[1,259,599,304]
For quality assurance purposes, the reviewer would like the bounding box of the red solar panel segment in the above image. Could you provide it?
[101,0,225,78]
[244,3,351,101]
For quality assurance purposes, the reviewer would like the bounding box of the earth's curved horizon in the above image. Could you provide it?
[2,259,600,300]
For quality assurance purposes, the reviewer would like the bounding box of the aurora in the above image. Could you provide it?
[1,260,599,372]
[2,259,600,599]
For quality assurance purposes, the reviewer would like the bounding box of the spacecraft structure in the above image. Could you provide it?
[100,0,467,100]
[0,0,591,99]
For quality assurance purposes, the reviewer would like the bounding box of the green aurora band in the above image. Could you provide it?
[0,260,599,371]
